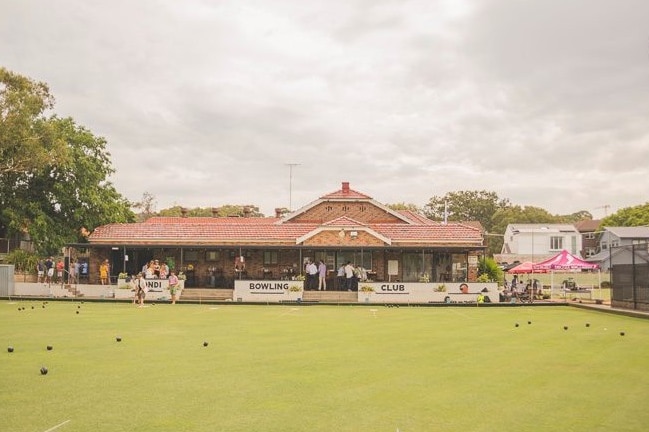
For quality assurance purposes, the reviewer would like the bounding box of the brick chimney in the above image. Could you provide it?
[211,207,219,218]
[342,182,350,193]
[180,207,188,218]
[275,208,283,218]
[243,206,251,218]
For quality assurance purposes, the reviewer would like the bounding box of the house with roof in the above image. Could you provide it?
[586,226,649,272]
[75,182,485,288]
[574,219,602,258]
[496,223,583,265]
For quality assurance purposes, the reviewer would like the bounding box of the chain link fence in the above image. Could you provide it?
[610,243,649,311]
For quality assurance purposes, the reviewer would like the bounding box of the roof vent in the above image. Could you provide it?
[342,182,350,193]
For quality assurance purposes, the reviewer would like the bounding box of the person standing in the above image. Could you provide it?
[168,270,179,305]
[134,273,146,307]
[37,260,45,284]
[55,259,64,284]
[306,260,318,290]
[68,259,78,286]
[317,260,327,291]
[336,264,345,291]
[44,257,54,285]
[344,261,355,291]
[99,259,110,285]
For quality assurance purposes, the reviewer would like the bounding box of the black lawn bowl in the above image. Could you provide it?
[515,323,519,327]
[42,305,45,308]
[76,311,79,314]
[46,345,53,351]
[563,326,568,331]
[31,306,34,309]
[620,332,625,336]
[116,337,122,342]
[528,321,532,325]
[585,323,590,327]
[7,346,14,353]
[40,366,48,375]
[203,341,209,347]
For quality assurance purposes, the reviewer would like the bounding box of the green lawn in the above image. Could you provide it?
[2,300,648,432]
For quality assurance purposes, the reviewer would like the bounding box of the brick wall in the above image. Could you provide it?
[290,201,405,224]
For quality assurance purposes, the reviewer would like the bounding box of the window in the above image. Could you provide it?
[263,251,278,265]
[584,232,595,240]
[550,236,563,250]
[184,250,198,261]
[585,248,596,257]
[206,251,220,261]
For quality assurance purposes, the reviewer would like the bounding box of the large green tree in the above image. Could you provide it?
[0,68,134,255]
[600,203,649,227]
[423,190,510,232]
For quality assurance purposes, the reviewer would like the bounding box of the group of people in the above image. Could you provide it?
[302,259,370,291]
[337,262,369,291]
[37,257,87,286]
[141,259,171,279]
[501,275,541,302]
[130,261,180,307]
[304,259,328,290]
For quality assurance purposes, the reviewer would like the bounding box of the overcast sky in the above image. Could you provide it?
[2,0,648,218]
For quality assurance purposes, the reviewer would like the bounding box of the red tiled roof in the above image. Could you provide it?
[320,187,371,200]
[90,222,319,244]
[145,216,279,224]
[371,223,482,243]
[396,210,439,225]
[89,220,482,246]
[88,182,483,247]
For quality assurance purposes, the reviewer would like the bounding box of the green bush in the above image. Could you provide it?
[600,280,611,289]
[4,249,39,273]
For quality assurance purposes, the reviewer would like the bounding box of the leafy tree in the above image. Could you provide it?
[0,67,68,175]
[156,204,264,218]
[423,190,510,232]
[556,210,593,223]
[600,203,649,227]
[0,68,134,255]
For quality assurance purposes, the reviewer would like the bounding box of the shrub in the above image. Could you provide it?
[4,249,39,274]
[600,281,611,289]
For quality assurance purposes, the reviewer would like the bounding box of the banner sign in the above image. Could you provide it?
[234,280,304,302]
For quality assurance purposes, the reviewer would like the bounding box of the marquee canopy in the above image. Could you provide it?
[532,250,599,271]
[507,262,547,274]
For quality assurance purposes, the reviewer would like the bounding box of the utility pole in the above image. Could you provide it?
[285,163,300,211]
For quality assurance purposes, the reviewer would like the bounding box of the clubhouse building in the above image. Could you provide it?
[77,182,486,293]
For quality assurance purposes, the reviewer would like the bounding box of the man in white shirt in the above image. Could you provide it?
[306,260,318,290]
[344,261,355,291]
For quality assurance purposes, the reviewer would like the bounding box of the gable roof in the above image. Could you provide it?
[574,219,601,232]
[87,182,484,248]
[281,182,414,225]
[604,226,649,239]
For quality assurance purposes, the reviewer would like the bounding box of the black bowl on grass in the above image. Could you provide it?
[7,346,14,353]
[40,366,48,375]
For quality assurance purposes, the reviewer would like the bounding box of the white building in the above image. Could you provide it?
[498,224,583,263]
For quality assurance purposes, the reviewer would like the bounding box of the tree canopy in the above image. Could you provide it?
[0,67,133,255]
[600,202,649,227]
